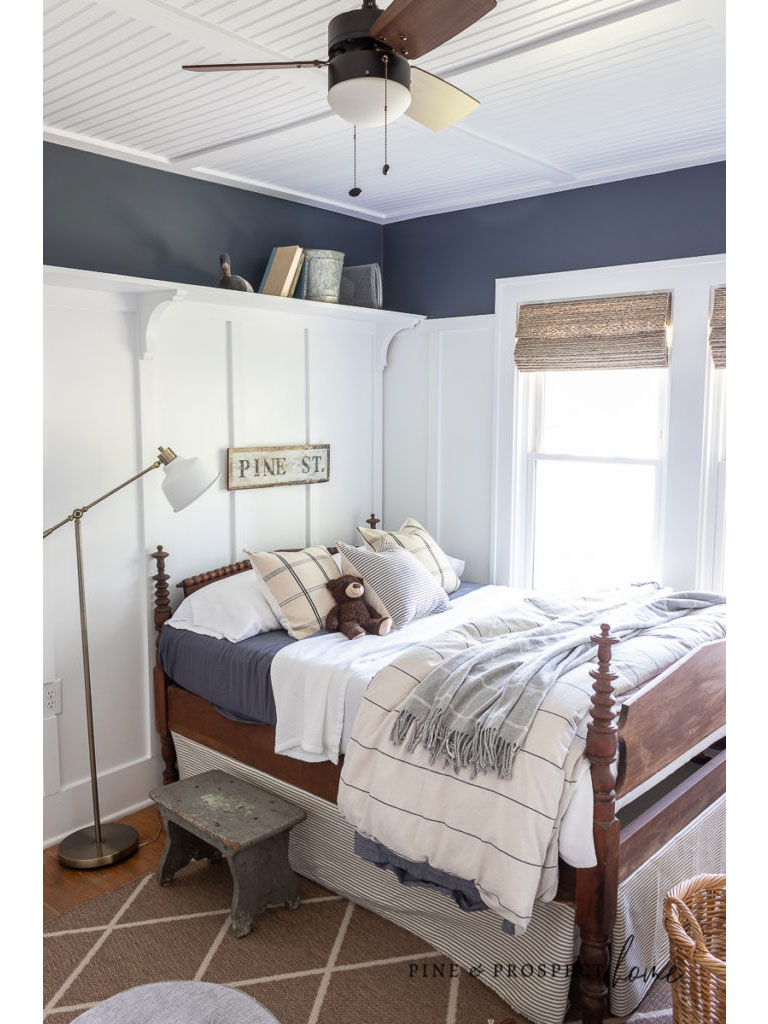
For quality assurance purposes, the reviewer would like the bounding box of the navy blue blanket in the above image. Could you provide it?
[354,833,515,935]
[158,626,295,724]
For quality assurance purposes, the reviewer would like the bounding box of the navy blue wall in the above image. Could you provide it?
[382,162,726,318]
[43,142,383,290]
[44,144,724,317]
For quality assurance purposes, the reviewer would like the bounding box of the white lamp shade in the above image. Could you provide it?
[161,455,220,512]
[328,77,411,127]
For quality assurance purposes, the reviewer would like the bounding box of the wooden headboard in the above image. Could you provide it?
[176,558,254,598]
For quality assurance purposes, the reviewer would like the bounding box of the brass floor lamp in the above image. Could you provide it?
[44,446,219,869]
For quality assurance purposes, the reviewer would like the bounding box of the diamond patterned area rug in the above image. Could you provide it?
[44,861,673,1024]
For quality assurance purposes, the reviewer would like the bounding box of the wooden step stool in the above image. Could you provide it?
[150,770,306,938]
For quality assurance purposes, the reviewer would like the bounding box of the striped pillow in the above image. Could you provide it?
[243,546,340,640]
[338,550,391,621]
[357,517,460,594]
[336,541,449,630]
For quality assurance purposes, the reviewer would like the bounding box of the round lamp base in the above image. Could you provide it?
[58,823,139,870]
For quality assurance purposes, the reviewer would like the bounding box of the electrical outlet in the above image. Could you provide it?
[43,679,62,717]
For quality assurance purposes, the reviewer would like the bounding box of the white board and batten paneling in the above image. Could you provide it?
[44,283,153,843]
[43,266,421,844]
[384,315,496,584]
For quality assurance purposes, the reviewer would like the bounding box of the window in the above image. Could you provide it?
[522,368,667,590]
[495,257,726,592]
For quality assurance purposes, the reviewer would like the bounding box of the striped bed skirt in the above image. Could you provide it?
[173,733,725,1024]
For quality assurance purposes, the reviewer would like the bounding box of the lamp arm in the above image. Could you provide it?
[43,461,162,539]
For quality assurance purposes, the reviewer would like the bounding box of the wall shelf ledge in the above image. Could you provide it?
[44,266,424,360]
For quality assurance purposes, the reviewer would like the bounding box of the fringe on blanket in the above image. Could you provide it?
[391,712,519,779]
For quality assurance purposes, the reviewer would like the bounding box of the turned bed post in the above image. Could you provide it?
[151,545,178,784]
[576,623,621,1024]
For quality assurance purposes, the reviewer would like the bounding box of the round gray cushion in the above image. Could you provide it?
[72,981,280,1023]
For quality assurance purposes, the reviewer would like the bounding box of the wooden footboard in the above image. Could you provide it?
[616,638,725,798]
[576,625,726,1024]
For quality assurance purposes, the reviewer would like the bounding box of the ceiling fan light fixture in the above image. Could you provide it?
[179,2,495,143]
[328,76,411,127]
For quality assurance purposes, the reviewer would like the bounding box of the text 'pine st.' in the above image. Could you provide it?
[227,445,331,490]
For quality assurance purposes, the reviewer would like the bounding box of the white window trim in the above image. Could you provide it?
[697,359,726,590]
[490,255,726,589]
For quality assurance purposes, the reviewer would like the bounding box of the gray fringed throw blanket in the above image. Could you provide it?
[390,591,724,779]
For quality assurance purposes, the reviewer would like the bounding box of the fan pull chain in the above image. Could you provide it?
[382,54,390,176]
[349,124,362,197]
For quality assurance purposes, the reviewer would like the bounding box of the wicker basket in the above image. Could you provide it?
[663,874,726,1024]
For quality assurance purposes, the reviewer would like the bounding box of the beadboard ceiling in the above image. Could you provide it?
[43,0,725,223]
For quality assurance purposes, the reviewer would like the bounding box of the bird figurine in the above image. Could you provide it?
[216,252,253,292]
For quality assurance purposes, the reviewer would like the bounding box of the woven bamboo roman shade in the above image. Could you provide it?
[514,292,672,372]
[708,286,726,368]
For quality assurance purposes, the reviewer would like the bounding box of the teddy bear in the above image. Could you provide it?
[325,574,393,640]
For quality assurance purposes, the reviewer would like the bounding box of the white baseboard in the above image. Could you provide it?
[43,754,163,847]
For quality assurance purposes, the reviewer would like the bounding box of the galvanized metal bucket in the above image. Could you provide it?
[303,249,345,303]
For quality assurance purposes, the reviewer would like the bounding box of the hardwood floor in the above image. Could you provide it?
[43,805,166,922]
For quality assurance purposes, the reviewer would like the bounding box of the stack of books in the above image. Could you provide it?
[258,245,305,298]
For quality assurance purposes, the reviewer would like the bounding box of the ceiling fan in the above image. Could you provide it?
[182,0,497,134]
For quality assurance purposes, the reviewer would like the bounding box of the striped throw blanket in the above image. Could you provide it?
[390,592,724,779]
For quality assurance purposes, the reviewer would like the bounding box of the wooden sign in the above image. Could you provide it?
[227,444,331,490]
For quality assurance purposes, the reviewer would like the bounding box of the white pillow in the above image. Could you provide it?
[446,554,465,579]
[165,570,281,642]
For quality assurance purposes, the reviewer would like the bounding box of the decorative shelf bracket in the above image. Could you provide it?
[138,289,188,360]
[375,317,423,373]
[371,315,424,520]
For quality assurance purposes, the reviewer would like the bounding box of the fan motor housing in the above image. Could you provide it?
[327,3,410,93]
[327,49,410,93]
[328,4,383,53]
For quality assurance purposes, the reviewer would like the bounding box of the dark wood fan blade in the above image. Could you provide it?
[406,66,479,131]
[370,0,496,60]
[182,60,327,72]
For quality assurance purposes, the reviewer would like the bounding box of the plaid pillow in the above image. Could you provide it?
[244,546,340,639]
[357,517,460,594]
[336,541,449,630]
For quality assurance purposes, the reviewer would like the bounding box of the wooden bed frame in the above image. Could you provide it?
[149,535,725,1024]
